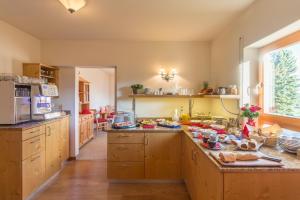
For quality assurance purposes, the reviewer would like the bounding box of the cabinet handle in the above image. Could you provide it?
[26,130,39,135]
[191,150,196,161]
[30,138,40,144]
[47,127,51,136]
[30,155,40,162]
[118,134,130,138]
[145,137,149,145]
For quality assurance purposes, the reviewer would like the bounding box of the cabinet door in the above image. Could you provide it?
[196,146,223,200]
[22,151,45,199]
[59,117,70,162]
[183,135,197,199]
[88,117,94,139]
[145,132,181,179]
[45,121,61,179]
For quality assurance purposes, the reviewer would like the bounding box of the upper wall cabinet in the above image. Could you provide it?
[23,63,59,86]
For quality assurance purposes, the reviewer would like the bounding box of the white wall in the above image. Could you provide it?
[41,40,211,117]
[0,20,40,74]
[53,67,79,157]
[211,0,300,103]
[78,68,115,110]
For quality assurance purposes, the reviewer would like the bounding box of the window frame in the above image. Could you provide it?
[259,31,300,131]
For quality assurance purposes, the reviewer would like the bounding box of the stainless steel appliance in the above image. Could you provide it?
[31,84,60,120]
[0,81,31,124]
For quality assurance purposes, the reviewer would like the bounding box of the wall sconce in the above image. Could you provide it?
[159,68,177,82]
[58,0,86,13]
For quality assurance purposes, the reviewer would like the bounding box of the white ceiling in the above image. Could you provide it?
[0,0,255,41]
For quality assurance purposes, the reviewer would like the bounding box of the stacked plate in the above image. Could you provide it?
[278,136,300,154]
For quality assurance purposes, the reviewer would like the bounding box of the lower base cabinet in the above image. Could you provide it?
[45,121,61,179]
[0,116,70,200]
[107,131,182,180]
[22,151,46,199]
[183,133,223,200]
[79,114,94,148]
[145,132,181,179]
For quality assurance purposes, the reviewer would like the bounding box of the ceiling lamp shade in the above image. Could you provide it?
[58,0,86,13]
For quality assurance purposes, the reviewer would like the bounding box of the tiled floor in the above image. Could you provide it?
[32,131,190,200]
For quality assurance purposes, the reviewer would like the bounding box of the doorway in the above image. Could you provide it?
[76,66,116,160]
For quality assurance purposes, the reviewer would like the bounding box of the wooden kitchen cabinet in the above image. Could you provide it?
[107,131,145,179]
[59,116,70,162]
[45,121,61,179]
[22,151,45,199]
[145,132,182,179]
[108,144,144,162]
[183,133,223,200]
[0,116,70,200]
[79,114,94,148]
[182,133,199,200]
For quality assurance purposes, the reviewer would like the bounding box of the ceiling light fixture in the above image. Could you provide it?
[58,0,86,14]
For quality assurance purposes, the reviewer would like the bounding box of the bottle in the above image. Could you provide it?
[172,109,180,122]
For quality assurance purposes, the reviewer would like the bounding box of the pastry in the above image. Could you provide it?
[240,139,248,150]
[236,153,259,161]
[219,152,236,163]
[248,139,258,150]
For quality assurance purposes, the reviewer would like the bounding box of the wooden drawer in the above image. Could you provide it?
[107,162,144,179]
[22,134,45,160]
[22,151,45,199]
[22,125,45,141]
[108,132,145,144]
[108,144,144,162]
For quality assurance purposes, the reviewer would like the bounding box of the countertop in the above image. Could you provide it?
[107,126,182,133]
[0,114,70,131]
[108,126,300,172]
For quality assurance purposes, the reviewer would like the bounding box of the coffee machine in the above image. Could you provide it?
[31,84,60,120]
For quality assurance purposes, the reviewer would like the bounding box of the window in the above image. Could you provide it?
[260,31,300,131]
[240,61,251,107]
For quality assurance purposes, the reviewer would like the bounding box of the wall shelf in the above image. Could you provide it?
[128,94,240,100]
[128,94,240,117]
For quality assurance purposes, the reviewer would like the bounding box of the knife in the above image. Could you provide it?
[260,155,282,163]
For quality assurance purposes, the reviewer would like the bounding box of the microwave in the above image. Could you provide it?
[0,81,31,124]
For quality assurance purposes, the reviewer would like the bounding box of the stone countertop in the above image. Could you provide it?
[108,125,300,172]
[0,114,70,131]
[183,128,300,173]
[107,126,182,133]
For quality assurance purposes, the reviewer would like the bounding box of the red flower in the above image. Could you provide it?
[241,107,247,111]
[254,106,261,111]
[249,107,257,112]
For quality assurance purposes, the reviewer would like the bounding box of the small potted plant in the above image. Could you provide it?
[241,104,261,138]
[131,84,144,94]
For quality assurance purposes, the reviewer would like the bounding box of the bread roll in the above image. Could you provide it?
[248,139,258,150]
[219,152,237,163]
[236,153,259,161]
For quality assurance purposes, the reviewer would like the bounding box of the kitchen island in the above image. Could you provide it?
[107,126,300,200]
[0,115,70,200]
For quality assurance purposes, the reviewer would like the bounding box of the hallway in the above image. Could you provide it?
[32,133,190,200]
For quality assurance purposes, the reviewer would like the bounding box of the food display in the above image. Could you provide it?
[112,121,136,129]
[157,119,181,128]
[231,139,261,151]
[140,119,157,129]
[250,124,282,147]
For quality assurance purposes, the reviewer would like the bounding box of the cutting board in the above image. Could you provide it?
[209,152,283,167]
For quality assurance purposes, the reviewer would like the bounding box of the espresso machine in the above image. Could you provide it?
[31,84,61,120]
